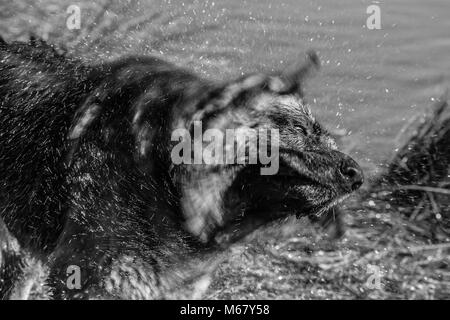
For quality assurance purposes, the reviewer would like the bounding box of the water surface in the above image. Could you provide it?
[1,0,449,176]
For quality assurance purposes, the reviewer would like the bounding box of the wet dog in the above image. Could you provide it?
[0,37,363,299]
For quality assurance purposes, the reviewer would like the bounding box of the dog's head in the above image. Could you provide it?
[68,51,363,246]
[170,52,364,244]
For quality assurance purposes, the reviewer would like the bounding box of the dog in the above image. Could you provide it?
[0,37,363,299]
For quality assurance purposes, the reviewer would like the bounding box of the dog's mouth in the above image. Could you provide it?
[211,193,347,247]
[299,193,350,218]
[211,166,350,246]
[212,151,362,246]
[274,150,360,218]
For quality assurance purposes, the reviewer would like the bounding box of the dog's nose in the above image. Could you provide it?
[339,157,364,191]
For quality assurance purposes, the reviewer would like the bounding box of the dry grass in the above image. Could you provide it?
[208,200,449,299]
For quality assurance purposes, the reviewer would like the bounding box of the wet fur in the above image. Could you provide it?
[0,38,360,299]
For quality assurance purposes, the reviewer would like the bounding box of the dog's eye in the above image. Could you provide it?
[297,126,308,136]
[312,122,322,135]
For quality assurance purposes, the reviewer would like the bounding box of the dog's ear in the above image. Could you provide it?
[269,50,320,95]
[190,51,320,124]
[190,74,269,124]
